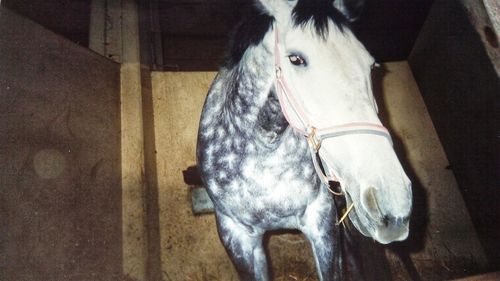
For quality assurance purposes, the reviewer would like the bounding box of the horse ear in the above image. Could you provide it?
[334,0,366,22]
[255,0,297,23]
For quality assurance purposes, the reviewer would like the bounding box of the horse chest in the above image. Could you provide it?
[200,125,321,228]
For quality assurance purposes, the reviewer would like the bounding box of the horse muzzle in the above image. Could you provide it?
[347,186,411,244]
[373,215,410,244]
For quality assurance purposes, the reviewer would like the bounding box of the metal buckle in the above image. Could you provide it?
[307,127,321,152]
[275,66,282,78]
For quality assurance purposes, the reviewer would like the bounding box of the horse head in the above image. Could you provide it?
[257,0,412,244]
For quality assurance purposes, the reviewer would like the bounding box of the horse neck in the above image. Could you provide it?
[224,43,275,132]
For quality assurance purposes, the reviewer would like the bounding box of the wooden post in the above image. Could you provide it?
[88,0,122,62]
[121,0,147,280]
[88,0,105,55]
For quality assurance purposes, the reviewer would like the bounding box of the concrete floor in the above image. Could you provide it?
[149,62,486,280]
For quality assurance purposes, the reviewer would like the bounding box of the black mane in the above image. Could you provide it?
[223,5,274,68]
[223,0,347,68]
[292,0,347,38]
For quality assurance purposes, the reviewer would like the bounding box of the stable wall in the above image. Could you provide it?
[0,8,122,281]
[409,0,500,267]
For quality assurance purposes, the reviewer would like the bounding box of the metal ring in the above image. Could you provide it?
[327,183,344,196]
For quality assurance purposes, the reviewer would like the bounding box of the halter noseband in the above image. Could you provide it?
[273,25,393,191]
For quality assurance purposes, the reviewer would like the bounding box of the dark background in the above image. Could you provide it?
[3,0,434,69]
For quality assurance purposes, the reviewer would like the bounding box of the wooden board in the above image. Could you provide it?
[409,0,499,268]
[0,8,122,281]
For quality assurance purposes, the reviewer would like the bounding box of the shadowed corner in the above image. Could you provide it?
[331,192,391,281]
[141,69,164,281]
[370,64,430,281]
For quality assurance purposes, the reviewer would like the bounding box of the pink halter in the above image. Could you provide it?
[273,25,392,188]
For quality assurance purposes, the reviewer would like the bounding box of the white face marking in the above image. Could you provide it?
[280,22,378,128]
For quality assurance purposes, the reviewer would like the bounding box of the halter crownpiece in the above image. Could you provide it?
[273,24,393,188]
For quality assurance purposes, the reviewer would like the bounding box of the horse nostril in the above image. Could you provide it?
[375,215,410,243]
[361,186,382,220]
[382,215,390,227]
[383,215,409,228]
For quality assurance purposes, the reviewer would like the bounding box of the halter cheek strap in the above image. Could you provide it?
[273,25,393,190]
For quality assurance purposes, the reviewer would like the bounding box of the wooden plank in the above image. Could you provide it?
[151,72,241,280]
[0,8,122,281]
[2,0,91,46]
[451,271,500,281]
[409,0,499,268]
[378,62,488,280]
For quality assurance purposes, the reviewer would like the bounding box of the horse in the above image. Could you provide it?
[196,0,412,280]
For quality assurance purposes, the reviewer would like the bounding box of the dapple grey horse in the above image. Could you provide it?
[197,0,412,280]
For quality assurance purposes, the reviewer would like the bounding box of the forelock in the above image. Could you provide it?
[292,0,347,38]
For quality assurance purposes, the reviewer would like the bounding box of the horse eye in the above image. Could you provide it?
[288,54,306,66]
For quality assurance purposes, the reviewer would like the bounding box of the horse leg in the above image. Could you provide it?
[300,201,342,281]
[215,212,268,281]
